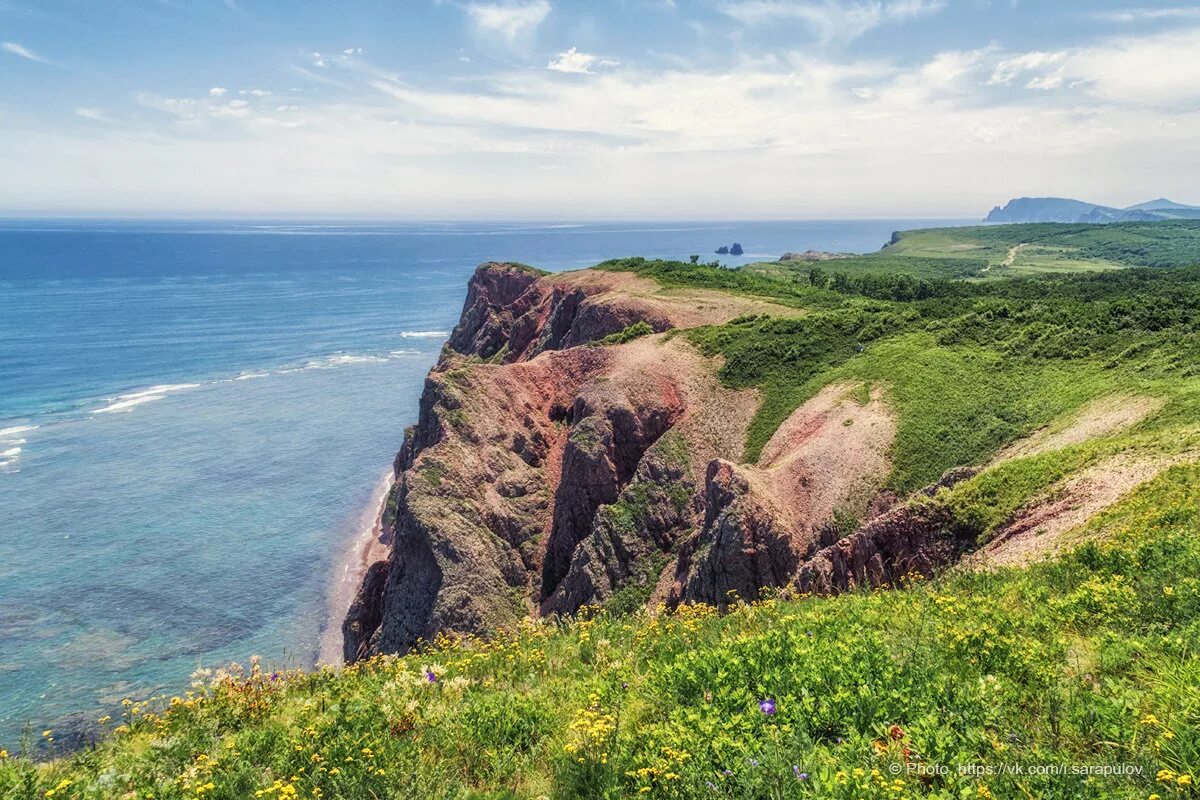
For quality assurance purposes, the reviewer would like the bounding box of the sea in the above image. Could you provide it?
[0,217,971,746]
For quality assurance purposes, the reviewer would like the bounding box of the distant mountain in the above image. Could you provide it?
[1125,198,1200,212]
[985,197,1200,224]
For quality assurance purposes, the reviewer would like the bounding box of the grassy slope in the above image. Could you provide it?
[5,228,1200,799]
[749,219,1200,279]
[3,467,1199,799]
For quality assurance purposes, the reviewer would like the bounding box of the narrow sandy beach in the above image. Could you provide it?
[317,468,394,665]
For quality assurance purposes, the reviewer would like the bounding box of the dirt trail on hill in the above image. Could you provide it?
[977,451,1195,567]
[994,394,1165,463]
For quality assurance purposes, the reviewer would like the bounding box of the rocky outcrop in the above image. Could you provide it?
[669,459,801,605]
[543,436,697,616]
[540,391,683,600]
[446,262,674,365]
[794,502,972,595]
[342,560,390,662]
[794,467,978,595]
[344,263,716,661]
[448,262,547,361]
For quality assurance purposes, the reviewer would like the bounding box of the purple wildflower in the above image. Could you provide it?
[758,698,776,716]
[425,669,438,683]
[723,769,733,777]
[793,766,808,780]
[270,672,280,682]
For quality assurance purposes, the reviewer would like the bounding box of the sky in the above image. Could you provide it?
[1,0,1199,219]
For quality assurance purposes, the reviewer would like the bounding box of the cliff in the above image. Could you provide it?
[342,263,971,661]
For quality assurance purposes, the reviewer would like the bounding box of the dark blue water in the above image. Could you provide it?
[0,218,969,744]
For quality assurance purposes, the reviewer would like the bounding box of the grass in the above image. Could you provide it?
[4,465,1200,799]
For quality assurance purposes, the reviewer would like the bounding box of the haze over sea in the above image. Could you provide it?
[0,218,968,745]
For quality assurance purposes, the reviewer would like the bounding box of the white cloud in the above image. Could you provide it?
[240,88,269,96]
[988,51,1065,86]
[1026,68,1065,90]
[992,29,1200,105]
[75,108,114,123]
[2,40,52,64]
[209,87,227,97]
[1068,28,1200,105]
[547,47,618,73]
[466,0,551,42]
[718,0,946,43]
[1094,7,1200,23]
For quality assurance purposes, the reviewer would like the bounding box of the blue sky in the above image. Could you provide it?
[2,0,1199,217]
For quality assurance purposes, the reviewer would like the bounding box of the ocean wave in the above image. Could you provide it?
[319,354,390,366]
[0,445,22,469]
[92,395,167,414]
[0,425,38,438]
[92,383,202,414]
[0,425,36,471]
[397,330,448,339]
[234,372,271,381]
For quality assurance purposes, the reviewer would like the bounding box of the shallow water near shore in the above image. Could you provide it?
[0,217,970,746]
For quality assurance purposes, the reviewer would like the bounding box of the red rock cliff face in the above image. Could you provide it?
[343,264,980,662]
[343,263,687,661]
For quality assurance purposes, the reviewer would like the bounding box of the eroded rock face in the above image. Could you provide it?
[543,438,697,617]
[794,504,969,594]
[669,459,801,605]
[540,391,683,601]
[344,263,697,661]
[794,469,978,595]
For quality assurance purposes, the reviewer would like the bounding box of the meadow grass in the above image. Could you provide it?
[4,466,1199,799]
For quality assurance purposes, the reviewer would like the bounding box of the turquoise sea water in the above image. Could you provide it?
[0,218,970,746]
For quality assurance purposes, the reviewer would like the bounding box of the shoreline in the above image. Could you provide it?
[317,467,394,665]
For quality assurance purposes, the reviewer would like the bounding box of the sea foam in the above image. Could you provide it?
[92,383,201,414]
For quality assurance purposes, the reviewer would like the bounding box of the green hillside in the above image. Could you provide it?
[752,219,1200,279]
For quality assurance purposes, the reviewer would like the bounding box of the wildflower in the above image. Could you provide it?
[425,669,438,683]
[793,765,808,780]
[758,698,776,716]
[723,769,733,777]
[889,724,906,740]
[270,672,280,681]
[0,749,7,759]
[1179,774,1194,786]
